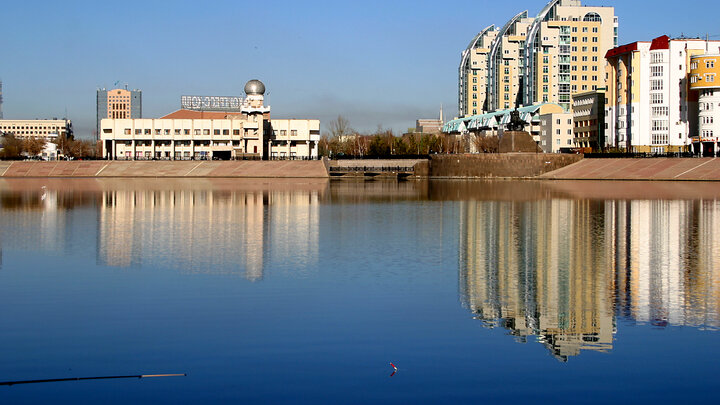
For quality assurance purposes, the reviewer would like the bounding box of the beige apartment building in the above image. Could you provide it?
[458,0,617,117]
[100,80,320,160]
[459,26,499,116]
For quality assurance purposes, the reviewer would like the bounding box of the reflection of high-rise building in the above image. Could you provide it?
[460,199,616,361]
[460,196,720,361]
[97,185,324,281]
[608,200,720,329]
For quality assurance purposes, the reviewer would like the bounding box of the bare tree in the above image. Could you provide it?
[327,115,352,139]
[474,135,500,153]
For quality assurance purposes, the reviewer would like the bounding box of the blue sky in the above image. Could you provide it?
[1,0,719,137]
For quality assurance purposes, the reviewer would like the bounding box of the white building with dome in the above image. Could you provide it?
[100,80,320,160]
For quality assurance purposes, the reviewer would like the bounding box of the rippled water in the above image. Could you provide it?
[0,178,718,403]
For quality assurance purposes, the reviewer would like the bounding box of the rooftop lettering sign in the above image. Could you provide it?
[180,96,244,111]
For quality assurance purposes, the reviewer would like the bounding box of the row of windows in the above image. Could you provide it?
[568,46,598,53]
[692,74,717,84]
[569,26,599,33]
[652,107,669,117]
[273,130,299,137]
[690,60,716,70]
[569,74,599,81]
[570,36,599,43]
[0,131,59,136]
[124,128,245,136]
[650,80,664,91]
[0,125,62,130]
[121,140,236,147]
[114,148,263,158]
[701,130,715,138]
[701,116,715,124]
[110,103,128,111]
[574,119,598,128]
[568,65,600,72]
[651,120,669,131]
[651,134,669,145]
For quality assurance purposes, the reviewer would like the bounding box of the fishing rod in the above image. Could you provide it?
[0,373,186,386]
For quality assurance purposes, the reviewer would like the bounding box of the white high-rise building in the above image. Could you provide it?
[605,36,720,153]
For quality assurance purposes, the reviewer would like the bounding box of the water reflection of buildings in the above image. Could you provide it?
[609,200,720,329]
[460,198,720,361]
[97,186,323,281]
[0,186,94,266]
[460,199,614,361]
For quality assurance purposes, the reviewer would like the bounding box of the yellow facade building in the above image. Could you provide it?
[689,54,720,155]
[459,26,498,117]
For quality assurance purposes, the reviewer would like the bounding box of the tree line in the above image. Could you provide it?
[317,116,499,158]
[0,133,98,160]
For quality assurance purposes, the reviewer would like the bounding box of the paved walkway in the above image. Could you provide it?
[540,158,720,181]
[0,160,329,178]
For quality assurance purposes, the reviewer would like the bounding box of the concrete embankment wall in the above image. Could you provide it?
[0,160,329,178]
[540,158,720,181]
[428,154,583,178]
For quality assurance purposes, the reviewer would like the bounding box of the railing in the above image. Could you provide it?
[268,156,320,161]
[331,154,431,160]
[584,152,696,159]
[329,166,415,173]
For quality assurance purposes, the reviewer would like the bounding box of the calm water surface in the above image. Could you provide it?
[0,178,719,403]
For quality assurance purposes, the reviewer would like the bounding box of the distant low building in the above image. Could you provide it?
[0,119,72,141]
[0,119,69,160]
[415,119,443,134]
